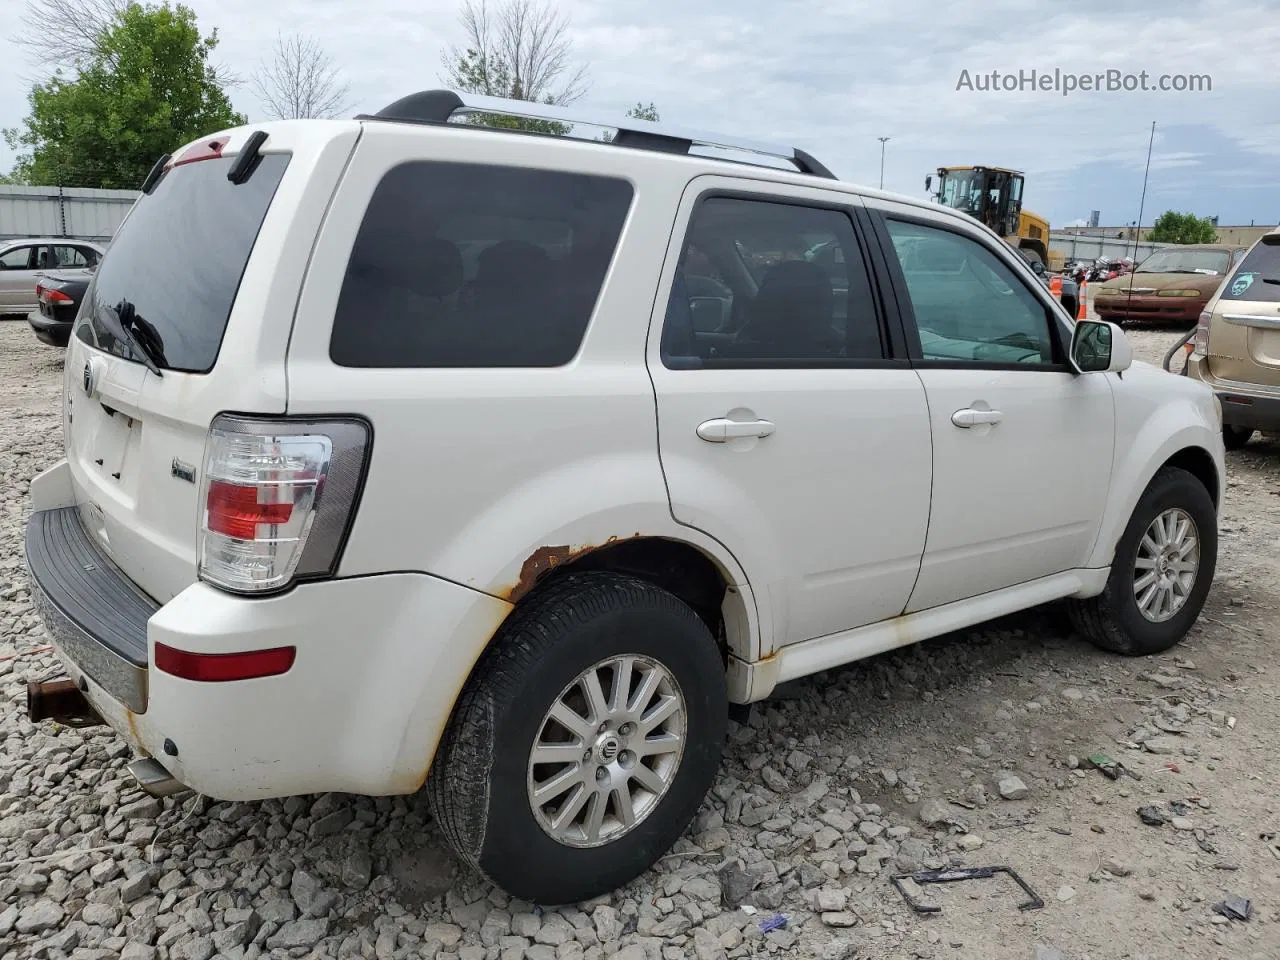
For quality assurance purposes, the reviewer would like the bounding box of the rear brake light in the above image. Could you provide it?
[41,288,73,304]
[155,642,295,681]
[1193,309,1212,357]
[172,135,231,167]
[198,416,370,594]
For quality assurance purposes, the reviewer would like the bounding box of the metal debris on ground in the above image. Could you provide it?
[1137,805,1169,826]
[1085,754,1141,781]
[890,866,1044,914]
[1212,894,1252,921]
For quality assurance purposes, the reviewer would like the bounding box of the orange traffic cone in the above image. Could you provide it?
[1050,275,1062,298]
[1077,281,1088,320]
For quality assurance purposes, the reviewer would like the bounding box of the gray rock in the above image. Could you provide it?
[309,808,354,837]
[512,911,542,938]
[918,798,952,827]
[997,775,1030,800]
[120,869,154,903]
[424,922,463,947]
[816,888,847,912]
[591,905,619,942]
[16,899,65,934]
[1035,948,1065,960]
[172,936,216,960]
[682,877,720,902]
[1144,736,1179,755]
[291,869,337,918]
[1102,857,1132,877]
[692,926,728,960]
[214,916,262,951]
[82,901,120,926]
[118,797,162,819]
[761,767,790,793]
[0,904,17,936]
[90,859,121,884]
[121,946,158,960]
[717,861,755,909]
[266,917,329,949]
[821,912,858,928]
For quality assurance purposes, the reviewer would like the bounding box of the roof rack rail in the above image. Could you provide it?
[359,89,837,180]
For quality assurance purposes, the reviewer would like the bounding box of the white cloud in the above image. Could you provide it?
[1,0,1277,224]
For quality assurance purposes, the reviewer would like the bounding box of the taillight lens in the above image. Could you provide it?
[198,416,370,594]
[40,288,73,304]
[1193,309,1212,356]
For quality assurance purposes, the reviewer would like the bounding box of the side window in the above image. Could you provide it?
[1220,240,1280,303]
[32,246,53,269]
[0,246,33,269]
[330,162,634,368]
[885,219,1056,365]
[52,246,90,267]
[662,197,884,368]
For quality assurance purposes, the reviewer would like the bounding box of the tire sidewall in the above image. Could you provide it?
[477,587,727,904]
[1107,470,1217,653]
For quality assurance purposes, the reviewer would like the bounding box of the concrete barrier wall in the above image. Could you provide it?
[0,185,139,243]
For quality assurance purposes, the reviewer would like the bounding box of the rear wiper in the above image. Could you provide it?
[110,299,164,377]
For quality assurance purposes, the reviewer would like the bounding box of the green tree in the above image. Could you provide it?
[1146,210,1218,245]
[442,0,588,135]
[4,2,244,189]
[596,102,662,143]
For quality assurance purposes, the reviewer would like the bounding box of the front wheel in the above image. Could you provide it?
[428,572,728,905]
[1070,466,1217,656]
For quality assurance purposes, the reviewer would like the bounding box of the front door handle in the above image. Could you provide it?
[697,418,776,442]
[951,408,1004,428]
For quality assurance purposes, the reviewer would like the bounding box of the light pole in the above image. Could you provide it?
[877,137,890,190]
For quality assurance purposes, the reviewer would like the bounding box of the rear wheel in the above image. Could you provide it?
[1223,424,1255,450]
[1070,466,1216,656]
[428,572,727,905]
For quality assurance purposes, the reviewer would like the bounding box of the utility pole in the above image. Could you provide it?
[877,137,890,190]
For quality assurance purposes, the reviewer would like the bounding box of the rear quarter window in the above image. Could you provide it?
[329,162,634,368]
[1219,240,1280,302]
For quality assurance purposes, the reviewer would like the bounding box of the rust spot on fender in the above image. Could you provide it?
[123,707,142,748]
[500,534,646,604]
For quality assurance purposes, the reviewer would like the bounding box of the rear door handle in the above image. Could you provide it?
[697,418,776,442]
[951,408,1004,428]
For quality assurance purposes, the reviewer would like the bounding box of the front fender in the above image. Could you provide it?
[1084,383,1223,573]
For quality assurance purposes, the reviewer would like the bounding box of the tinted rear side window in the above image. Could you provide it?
[1220,239,1280,302]
[77,154,289,373]
[330,162,634,368]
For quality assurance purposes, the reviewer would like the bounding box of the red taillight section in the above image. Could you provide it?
[171,135,231,168]
[45,289,72,303]
[206,479,293,540]
[154,642,296,682]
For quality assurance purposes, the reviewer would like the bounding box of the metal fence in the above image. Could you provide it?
[1049,231,1174,264]
[0,184,139,243]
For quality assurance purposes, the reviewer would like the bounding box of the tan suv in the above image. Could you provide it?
[1182,228,1280,449]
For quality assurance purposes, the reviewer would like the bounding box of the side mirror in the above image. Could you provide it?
[1071,319,1132,374]
[1030,259,1046,276]
[924,175,933,193]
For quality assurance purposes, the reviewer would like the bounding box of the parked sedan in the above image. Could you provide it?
[27,270,91,347]
[0,238,104,315]
[1092,244,1248,327]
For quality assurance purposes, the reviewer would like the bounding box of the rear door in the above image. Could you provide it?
[0,243,39,309]
[1207,237,1280,388]
[649,178,933,649]
[62,124,360,603]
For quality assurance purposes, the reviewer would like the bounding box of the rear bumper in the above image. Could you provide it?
[24,462,514,800]
[1184,358,1280,431]
[26,308,72,346]
[1095,296,1205,324]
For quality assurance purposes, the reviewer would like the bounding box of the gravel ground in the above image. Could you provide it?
[1,319,1278,960]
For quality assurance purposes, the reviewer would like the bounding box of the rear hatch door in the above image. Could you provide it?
[63,122,360,604]
[1208,235,1280,386]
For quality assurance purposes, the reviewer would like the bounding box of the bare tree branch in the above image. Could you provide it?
[10,0,129,67]
[250,31,352,120]
[443,0,589,106]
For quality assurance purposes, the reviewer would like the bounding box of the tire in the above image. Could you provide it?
[1070,466,1217,656]
[427,572,728,905]
[1222,425,1254,451]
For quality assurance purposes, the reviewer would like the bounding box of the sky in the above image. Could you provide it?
[2,0,1279,228]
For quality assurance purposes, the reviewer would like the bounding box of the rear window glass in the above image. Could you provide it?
[76,154,289,373]
[329,162,634,368]
[1219,239,1280,302]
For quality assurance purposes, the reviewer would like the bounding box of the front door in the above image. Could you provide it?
[0,243,40,310]
[648,180,933,650]
[870,210,1115,612]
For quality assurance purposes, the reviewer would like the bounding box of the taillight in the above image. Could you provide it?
[40,288,73,304]
[1193,309,1212,357]
[198,415,370,594]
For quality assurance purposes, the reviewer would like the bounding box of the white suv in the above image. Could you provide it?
[25,91,1224,906]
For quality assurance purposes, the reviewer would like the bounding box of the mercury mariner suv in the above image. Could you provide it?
[25,90,1224,905]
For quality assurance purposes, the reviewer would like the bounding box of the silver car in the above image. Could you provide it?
[0,238,105,315]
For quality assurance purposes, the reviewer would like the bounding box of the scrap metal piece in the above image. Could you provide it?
[890,866,1044,914]
[1213,895,1252,921]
